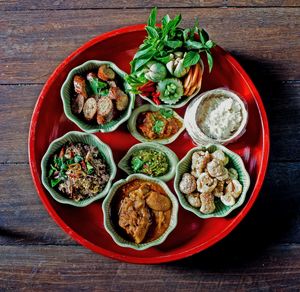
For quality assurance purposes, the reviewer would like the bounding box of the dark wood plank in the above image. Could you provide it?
[0,244,300,290]
[0,0,298,10]
[0,8,299,85]
[0,164,74,245]
[0,84,42,163]
[1,161,299,246]
[0,82,299,163]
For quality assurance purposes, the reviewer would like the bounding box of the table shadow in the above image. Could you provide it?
[167,54,300,270]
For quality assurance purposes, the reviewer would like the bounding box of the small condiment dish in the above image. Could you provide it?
[174,144,250,218]
[118,142,178,182]
[61,60,135,133]
[41,131,117,207]
[102,174,179,250]
[127,104,185,144]
[184,88,248,145]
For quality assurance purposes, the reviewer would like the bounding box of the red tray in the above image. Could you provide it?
[29,25,270,264]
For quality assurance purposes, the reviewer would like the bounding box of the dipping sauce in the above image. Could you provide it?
[130,149,169,177]
[137,108,182,140]
[111,179,172,244]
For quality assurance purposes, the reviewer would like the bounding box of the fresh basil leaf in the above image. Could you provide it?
[134,45,154,60]
[86,161,94,174]
[100,88,109,96]
[145,26,159,39]
[183,51,200,68]
[185,40,204,50]
[159,108,173,118]
[206,51,213,73]
[183,28,190,41]
[88,76,107,96]
[154,55,172,64]
[165,40,183,49]
[153,120,165,134]
[60,163,68,171]
[48,167,54,177]
[131,157,144,172]
[200,29,209,44]
[50,178,61,188]
[162,13,182,37]
[147,7,157,27]
[205,40,214,49]
[54,156,62,168]
[162,14,171,28]
[74,155,83,163]
[131,56,153,72]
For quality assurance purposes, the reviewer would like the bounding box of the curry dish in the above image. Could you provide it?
[111,179,172,244]
[137,109,182,140]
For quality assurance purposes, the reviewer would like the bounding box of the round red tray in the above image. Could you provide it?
[29,25,270,264]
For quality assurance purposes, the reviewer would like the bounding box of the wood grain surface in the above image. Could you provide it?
[0,1,299,290]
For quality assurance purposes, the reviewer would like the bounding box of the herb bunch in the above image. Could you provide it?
[126,7,216,93]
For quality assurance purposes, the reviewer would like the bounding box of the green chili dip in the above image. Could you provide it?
[130,149,169,177]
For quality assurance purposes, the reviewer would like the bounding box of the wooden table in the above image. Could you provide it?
[1,1,299,290]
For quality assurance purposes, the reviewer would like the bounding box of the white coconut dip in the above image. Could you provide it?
[197,94,243,140]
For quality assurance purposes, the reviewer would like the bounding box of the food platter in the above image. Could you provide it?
[29,24,269,264]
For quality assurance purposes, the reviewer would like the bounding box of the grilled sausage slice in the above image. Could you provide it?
[71,94,85,114]
[98,64,115,81]
[83,97,97,121]
[108,87,129,111]
[96,96,114,125]
[73,75,88,99]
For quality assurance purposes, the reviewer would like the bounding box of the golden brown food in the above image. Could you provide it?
[83,97,97,121]
[112,179,172,244]
[98,64,116,81]
[71,65,129,126]
[137,110,182,140]
[179,149,243,214]
[73,75,88,99]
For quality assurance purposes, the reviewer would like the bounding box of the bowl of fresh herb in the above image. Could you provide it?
[125,7,215,108]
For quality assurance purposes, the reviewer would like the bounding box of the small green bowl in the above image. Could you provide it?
[174,144,250,218]
[118,142,178,182]
[139,59,204,109]
[127,104,185,144]
[102,174,179,250]
[41,131,117,207]
[61,60,135,133]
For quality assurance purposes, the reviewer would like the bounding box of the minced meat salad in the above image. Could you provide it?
[48,142,110,201]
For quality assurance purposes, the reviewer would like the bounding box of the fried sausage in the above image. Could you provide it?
[98,64,115,81]
[73,75,88,99]
[83,97,97,121]
[71,94,85,114]
[108,87,129,111]
[96,96,114,125]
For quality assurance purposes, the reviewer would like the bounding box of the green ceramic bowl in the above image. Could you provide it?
[139,59,204,109]
[118,142,178,182]
[61,60,135,133]
[127,104,185,144]
[102,174,179,250]
[41,131,117,207]
[174,144,250,218]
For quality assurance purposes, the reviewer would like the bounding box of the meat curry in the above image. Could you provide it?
[111,179,172,244]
